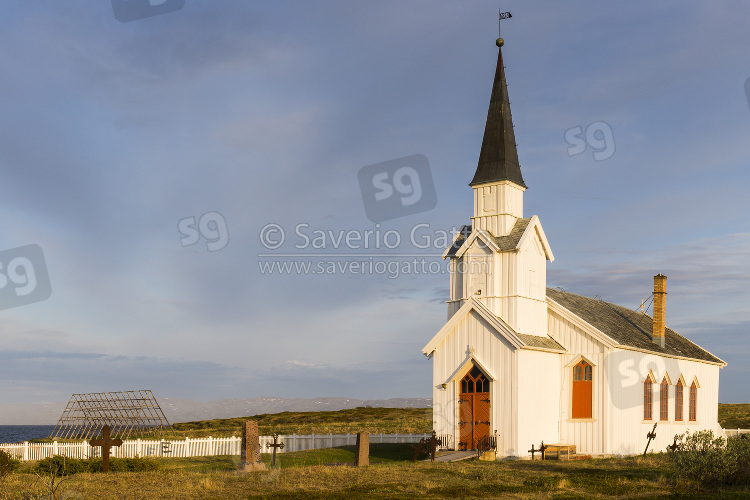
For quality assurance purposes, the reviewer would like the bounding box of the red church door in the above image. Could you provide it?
[458,365,491,450]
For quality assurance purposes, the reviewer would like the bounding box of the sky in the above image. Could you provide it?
[1,1,749,407]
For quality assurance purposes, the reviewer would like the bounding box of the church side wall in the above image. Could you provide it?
[430,310,517,456]
[548,310,609,454]
[516,349,561,455]
[606,350,722,455]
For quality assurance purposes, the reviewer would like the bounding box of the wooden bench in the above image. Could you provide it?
[542,443,576,460]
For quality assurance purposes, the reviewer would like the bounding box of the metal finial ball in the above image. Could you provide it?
[496,38,504,47]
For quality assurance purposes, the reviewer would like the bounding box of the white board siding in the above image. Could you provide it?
[606,350,723,455]
[430,310,517,456]
[517,349,561,454]
[447,240,547,337]
[548,309,609,454]
[471,182,524,236]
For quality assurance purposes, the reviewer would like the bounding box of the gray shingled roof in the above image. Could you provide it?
[517,332,565,351]
[547,288,724,364]
[470,43,526,188]
[445,225,472,258]
[445,218,531,258]
[492,217,531,250]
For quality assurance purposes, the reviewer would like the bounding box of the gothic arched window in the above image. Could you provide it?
[660,377,669,421]
[572,360,592,419]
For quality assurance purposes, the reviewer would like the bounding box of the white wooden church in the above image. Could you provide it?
[422,35,726,457]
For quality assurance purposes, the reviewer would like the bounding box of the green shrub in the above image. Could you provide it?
[0,450,21,478]
[35,456,88,476]
[671,430,750,485]
[87,457,160,473]
[34,455,160,475]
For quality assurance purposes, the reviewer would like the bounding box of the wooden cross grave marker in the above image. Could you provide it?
[89,425,123,472]
[643,422,658,457]
[265,433,285,466]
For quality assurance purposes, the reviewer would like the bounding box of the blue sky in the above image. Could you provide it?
[0,1,748,406]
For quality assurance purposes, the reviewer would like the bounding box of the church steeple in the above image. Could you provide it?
[469,35,526,237]
[470,38,526,189]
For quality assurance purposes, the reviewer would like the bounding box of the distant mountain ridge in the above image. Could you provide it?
[0,397,432,425]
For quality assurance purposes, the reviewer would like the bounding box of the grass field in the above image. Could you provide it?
[165,406,432,439]
[3,447,750,499]
[718,404,750,429]
[8,404,747,498]
[40,403,746,441]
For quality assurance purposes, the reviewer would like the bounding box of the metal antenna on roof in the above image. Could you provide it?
[497,11,512,47]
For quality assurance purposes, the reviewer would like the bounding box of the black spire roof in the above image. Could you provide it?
[470,40,526,188]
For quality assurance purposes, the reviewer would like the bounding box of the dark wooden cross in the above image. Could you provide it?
[265,433,285,466]
[89,425,123,472]
[539,441,548,461]
[643,422,658,457]
[411,431,439,463]
[666,435,679,453]
[428,431,438,461]
[528,443,538,459]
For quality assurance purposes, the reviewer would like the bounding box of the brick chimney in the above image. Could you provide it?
[652,274,667,348]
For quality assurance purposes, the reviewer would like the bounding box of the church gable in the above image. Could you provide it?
[422,297,522,356]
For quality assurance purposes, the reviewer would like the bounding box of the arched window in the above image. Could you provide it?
[675,380,684,421]
[572,360,592,419]
[644,378,653,420]
[689,381,697,421]
[660,377,669,421]
[460,365,489,394]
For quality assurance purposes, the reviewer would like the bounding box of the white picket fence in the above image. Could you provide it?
[0,433,431,461]
[723,428,750,438]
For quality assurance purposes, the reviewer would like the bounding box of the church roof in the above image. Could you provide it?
[516,332,565,351]
[492,217,531,250]
[547,288,725,365]
[444,218,530,258]
[470,42,526,188]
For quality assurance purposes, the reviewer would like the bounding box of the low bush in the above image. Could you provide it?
[0,450,21,478]
[34,455,160,475]
[671,430,750,485]
[87,457,160,473]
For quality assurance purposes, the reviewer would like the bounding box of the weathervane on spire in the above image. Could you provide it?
[497,11,512,47]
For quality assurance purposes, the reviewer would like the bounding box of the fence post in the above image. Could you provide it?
[380,433,383,443]
[292,433,297,452]
[330,433,333,448]
[23,441,28,461]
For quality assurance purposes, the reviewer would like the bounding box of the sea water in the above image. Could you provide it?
[0,425,56,444]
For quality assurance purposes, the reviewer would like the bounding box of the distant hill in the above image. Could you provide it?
[0,396,432,425]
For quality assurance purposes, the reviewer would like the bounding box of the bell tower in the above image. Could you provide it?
[446,31,553,337]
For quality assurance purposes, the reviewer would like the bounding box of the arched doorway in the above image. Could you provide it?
[458,364,490,450]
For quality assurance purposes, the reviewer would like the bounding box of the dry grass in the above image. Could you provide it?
[2,454,749,499]
[718,403,750,429]
[166,406,433,438]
